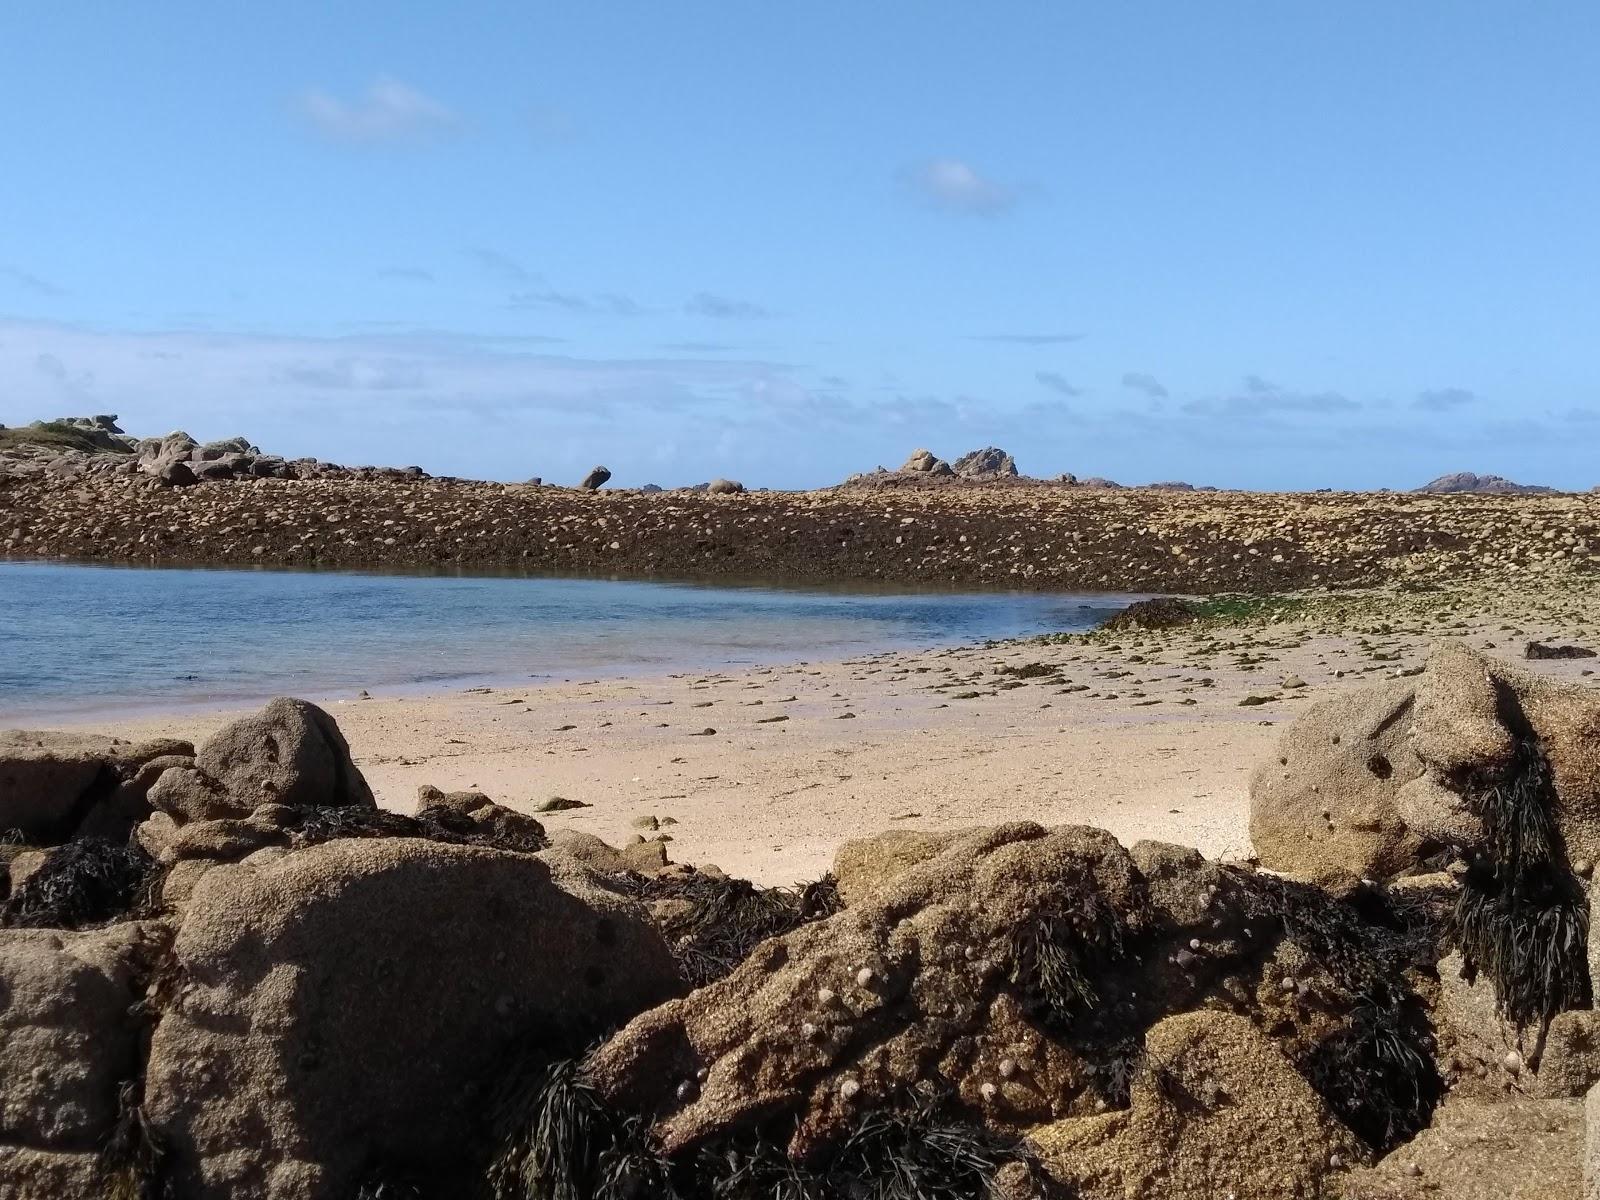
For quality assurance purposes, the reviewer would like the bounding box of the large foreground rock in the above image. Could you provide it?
[586,824,1153,1156]
[1250,640,1600,881]
[0,730,194,843]
[142,837,680,1199]
[148,697,373,822]
[1031,1011,1361,1200]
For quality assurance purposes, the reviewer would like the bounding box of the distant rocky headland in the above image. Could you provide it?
[2,415,1596,593]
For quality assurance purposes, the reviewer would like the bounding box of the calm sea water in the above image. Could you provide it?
[0,562,1133,722]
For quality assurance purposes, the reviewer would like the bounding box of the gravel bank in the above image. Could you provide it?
[2,472,1597,592]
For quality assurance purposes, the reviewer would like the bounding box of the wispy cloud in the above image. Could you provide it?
[970,333,1084,346]
[0,266,65,297]
[509,290,646,317]
[899,158,1017,216]
[1122,371,1168,400]
[1035,371,1082,397]
[279,358,428,391]
[685,292,771,320]
[661,341,738,353]
[1181,375,1359,417]
[297,77,458,144]
[1413,386,1477,411]
[463,247,536,285]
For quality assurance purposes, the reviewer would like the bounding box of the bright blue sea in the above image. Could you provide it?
[0,561,1133,721]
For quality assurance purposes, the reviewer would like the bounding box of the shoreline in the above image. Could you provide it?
[0,564,1136,726]
[29,580,1600,884]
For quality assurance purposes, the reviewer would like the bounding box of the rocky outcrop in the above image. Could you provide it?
[1099,596,1199,631]
[148,697,373,822]
[0,697,1591,1198]
[705,477,746,494]
[898,448,954,476]
[1416,472,1559,496]
[953,446,1019,478]
[0,730,195,844]
[0,416,428,487]
[140,838,680,1199]
[579,465,611,490]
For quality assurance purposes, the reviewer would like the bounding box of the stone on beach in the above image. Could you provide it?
[148,697,374,823]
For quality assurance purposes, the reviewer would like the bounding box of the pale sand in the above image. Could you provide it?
[49,591,1600,885]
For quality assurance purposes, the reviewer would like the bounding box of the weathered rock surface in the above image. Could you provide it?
[898,448,954,476]
[830,827,968,905]
[579,465,611,490]
[1031,1011,1361,1200]
[0,923,159,1162]
[1340,1096,1580,1199]
[0,730,195,843]
[1250,679,1425,884]
[142,837,680,1199]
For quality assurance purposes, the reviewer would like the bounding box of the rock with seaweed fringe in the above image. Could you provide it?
[1254,640,1599,1077]
[139,837,679,1200]
[0,922,164,1196]
[147,697,373,823]
[581,824,1147,1160]
[1029,1011,1362,1200]
[0,730,194,844]
[1337,1095,1581,1200]
[1253,639,1600,877]
[507,824,1444,1197]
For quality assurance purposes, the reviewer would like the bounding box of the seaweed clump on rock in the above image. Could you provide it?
[553,824,1442,1199]
[603,867,843,988]
[1,836,159,930]
[1098,596,1198,631]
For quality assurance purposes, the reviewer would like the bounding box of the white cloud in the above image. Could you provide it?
[900,158,1017,216]
[297,77,458,144]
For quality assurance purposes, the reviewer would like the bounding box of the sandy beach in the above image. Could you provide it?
[48,583,1600,884]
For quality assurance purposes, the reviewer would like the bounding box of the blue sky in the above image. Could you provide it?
[2,2,1597,489]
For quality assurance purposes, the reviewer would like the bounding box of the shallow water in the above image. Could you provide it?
[0,561,1135,722]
